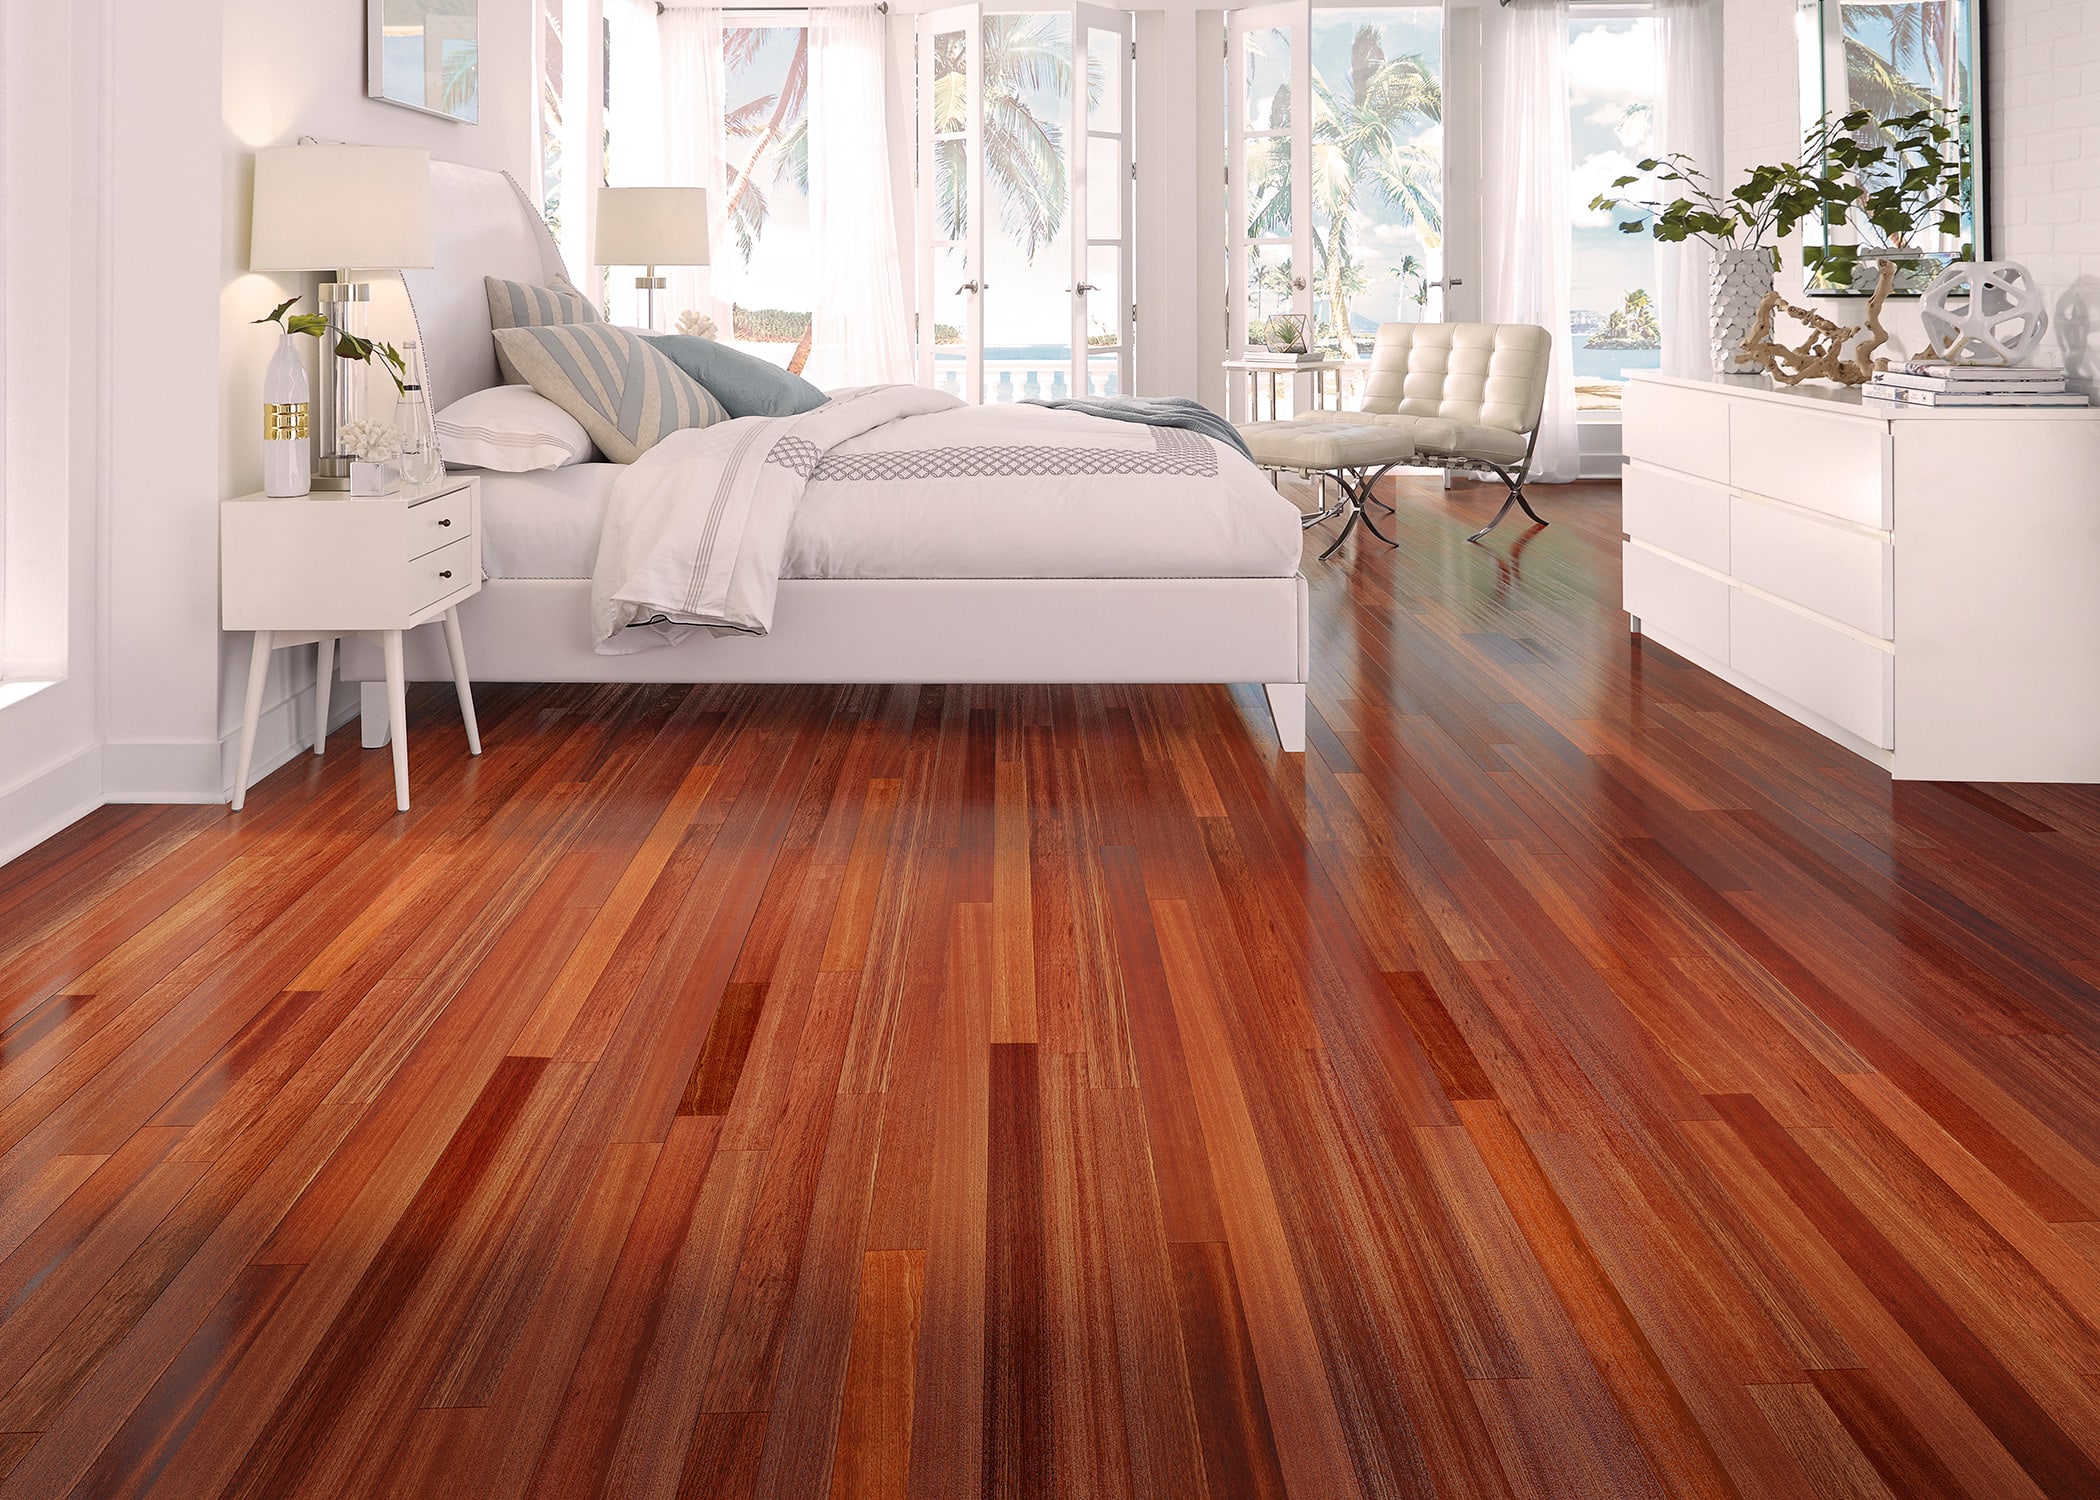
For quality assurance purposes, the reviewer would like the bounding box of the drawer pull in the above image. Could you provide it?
[439,569,453,579]
[438,518,452,527]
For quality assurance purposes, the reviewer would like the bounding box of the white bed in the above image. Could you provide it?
[340,163,1309,749]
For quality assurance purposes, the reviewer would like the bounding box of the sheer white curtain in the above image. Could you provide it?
[604,0,665,326]
[1480,0,1579,483]
[806,7,914,387]
[660,6,733,336]
[1655,0,1723,376]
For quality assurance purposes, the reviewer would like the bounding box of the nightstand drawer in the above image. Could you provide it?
[408,489,472,559]
[412,536,476,612]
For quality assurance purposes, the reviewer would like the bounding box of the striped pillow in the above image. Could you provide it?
[485,273,602,331]
[493,322,728,464]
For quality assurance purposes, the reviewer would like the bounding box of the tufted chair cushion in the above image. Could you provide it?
[1353,323,1552,435]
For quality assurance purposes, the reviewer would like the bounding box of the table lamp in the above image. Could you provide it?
[250,143,433,490]
[595,187,710,332]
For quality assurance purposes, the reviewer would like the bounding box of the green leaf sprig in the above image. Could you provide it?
[252,295,409,395]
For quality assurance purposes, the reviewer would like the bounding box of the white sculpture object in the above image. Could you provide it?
[1919,261,2050,367]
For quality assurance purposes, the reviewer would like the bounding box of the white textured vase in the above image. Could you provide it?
[1710,247,1772,376]
[262,332,311,498]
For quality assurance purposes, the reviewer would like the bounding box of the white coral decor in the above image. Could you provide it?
[337,417,402,462]
[675,310,719,340]
[1920,261,2049,367]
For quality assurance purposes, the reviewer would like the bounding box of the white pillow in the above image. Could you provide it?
[435,385,596,471]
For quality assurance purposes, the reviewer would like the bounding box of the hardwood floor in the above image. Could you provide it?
[4,476,2100,1499]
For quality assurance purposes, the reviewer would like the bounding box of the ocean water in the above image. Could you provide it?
[1575,344,1661,380]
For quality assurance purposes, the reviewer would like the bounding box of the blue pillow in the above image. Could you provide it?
[642,335,829,418]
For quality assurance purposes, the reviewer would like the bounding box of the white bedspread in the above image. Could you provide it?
[591,387,1300,651]
[593,385,956,650]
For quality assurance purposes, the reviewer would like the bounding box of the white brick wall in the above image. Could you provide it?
[1723,0,2100,383]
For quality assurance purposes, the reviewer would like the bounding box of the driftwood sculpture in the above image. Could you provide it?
[1740,258,1896,386]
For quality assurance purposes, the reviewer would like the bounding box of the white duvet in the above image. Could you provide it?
[591,386,1300,651]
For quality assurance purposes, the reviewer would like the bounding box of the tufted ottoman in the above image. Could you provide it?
[1237,420,1415,561]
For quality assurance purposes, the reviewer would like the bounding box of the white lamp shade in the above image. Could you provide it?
[595,187,711,268]
[249,144,434,272]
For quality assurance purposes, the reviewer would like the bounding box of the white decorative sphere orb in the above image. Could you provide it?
[1919,261,2050,367]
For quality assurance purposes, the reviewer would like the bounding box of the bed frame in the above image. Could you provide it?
[338,162,1309,751]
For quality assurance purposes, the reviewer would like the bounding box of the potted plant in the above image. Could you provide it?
[1800,107,1969,295]
[1590,153,1843,375]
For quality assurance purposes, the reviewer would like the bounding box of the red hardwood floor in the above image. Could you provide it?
[3,476,2100,1499]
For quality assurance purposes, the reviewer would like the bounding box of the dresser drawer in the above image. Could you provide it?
[1624,461,1729,571]
[1729,496,1892,638]
[1624,381,1730,484]
[1728,401,1888,527]
[1730,590,1893,749]
[1625,541,1729,664]
[408,487,472,559]
[411,536,476,612]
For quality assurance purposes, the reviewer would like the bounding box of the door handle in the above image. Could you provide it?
[1292,276,1308,291]
[956,280,984,294]
[1073,283,1098,294]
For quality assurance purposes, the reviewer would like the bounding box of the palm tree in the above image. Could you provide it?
[1245,28,1442,356]
[1310,26,1441,357]
[1842,1,1957,117]
[720,28,810,264]
[932,16,1087,261]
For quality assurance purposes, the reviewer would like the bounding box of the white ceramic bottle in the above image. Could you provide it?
[263,331,312,498]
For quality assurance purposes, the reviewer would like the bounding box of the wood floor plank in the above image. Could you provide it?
[3,481,2099,1498]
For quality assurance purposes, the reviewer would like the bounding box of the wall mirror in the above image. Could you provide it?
[368,0,480,124]
[1798,0,1985,296]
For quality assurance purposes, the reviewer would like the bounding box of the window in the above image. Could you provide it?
[1567,4,1661,413]
[715,26,815,370]
[1308,9,1442,360]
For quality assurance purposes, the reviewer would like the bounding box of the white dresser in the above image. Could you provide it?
[1622,372,2100,782]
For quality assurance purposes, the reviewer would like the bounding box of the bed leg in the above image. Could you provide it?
[1264,682,1307,753]
[360,680,392,749]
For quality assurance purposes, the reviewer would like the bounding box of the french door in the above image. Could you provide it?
[1228,0,1312,419]
[919,5,986,396]
[918,5,1136,403]
[1071,4,1132,396]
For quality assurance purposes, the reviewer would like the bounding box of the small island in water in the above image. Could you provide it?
[1584,289,1660,351]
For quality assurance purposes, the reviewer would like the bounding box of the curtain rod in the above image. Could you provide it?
[656,3,891,11]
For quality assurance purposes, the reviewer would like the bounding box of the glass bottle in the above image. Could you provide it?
[263,331,311,498]
[394,341,442,488]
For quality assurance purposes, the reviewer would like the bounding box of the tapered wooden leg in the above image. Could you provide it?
[231,630,273,811]
[313,637,334,755]
[1264,682,1306,753]
[441,608,481,756]
[382,629,410,812]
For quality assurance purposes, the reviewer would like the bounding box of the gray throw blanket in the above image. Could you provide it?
[1026,395,1253,461]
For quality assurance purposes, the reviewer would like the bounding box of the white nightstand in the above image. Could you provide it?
[221,473,483,813]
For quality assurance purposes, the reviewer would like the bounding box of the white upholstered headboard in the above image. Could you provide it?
[398,161,572,411]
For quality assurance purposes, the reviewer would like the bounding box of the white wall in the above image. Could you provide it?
[0,0,105,864]
[0,0,536,866]
[1723,0,2100,384]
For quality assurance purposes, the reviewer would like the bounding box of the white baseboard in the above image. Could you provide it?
[0,682,362,869]
[212,679,359,804]
[0,743,105,870]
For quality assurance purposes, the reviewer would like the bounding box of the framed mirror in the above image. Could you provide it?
[1798,0,1985,296]
[368,0,480,124]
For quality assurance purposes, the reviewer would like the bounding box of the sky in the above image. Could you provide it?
[1566,17,1664,320]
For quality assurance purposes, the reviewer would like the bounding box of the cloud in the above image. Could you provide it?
[1571,149,1651,228]
[1566,21,1656,110]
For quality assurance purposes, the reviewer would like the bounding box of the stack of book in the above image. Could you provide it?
[1864,362,2090,408]
[1243,349,1327,366]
